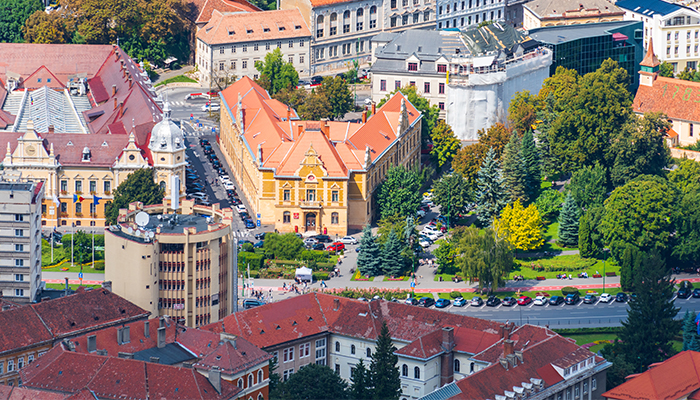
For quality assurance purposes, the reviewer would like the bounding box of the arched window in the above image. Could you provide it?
[470,362,475,373]
[316,15,324,38]
[402,364,408,376]
[336,341,341,352]
[258,369,263,383]
[248,374,253,387]
[351,344,356,354]
[369,6,377,28]
[329,13,338,35]
[343,10,351,33]
[331,212,339,224]
[159,181,166,191]
[343,10,351,19]
[414,367,420,379]
[366,347,371,357]
[257,394,264,400]
[283,211,291,223]
[357,8,364,16]
[237,378,243,388]
[317,15,324,24]
[356,8,365,30]
[454,359,460,372]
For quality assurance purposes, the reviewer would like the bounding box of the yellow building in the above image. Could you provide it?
[218,77,422,236]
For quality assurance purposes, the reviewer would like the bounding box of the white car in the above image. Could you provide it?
[303,237,318,246]
[533,295,547,306]
[201,103,221,112]
[340,236,358,245]
[224,183,235,190]
[218,175,230,183]
[599,293,613,303]
[236,204,246,214]
[425,231,441,241]
[419,239,431,248]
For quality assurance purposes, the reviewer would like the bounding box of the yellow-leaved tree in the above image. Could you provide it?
[494,200,544,251]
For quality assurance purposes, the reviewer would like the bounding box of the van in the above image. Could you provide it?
[243,299,266,309]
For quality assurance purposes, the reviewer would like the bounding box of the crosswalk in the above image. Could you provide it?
[232,231,254,239]
[184,129,214,137]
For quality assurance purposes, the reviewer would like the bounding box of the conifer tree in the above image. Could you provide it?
[381,229,404,277]
[683,310,699,351]
[502,131,526,203]
[475,148,507,227]
[620,245,640,293]
[357,225,382,276]
[557,193,580,247]
[520,130,541,204]
[578,212,595,258]
[369,322,402,400]
[350,359,372,400]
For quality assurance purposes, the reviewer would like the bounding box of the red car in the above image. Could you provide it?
[327,242,345,252]
[517,296,532,306]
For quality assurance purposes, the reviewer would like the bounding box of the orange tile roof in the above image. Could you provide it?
[197,9,311,45]
[634,76,700,123]
[641,38,660,68]
[195,0,260,25]
[308,0,357,7]
[604,351,700,400]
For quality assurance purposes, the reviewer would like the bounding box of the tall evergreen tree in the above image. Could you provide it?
[349,359,372,400]
[619,245,639,293]
[618,251,680,373]
[357,225,382,276]
[557,193,580,247]
[520,130,541,204]
[475,148,508,227]
[683,310,699,351]
[369,322,402,400]
[381,229,405,277]
[502,131,526,203]
[578,212,595,258]
[535,92,558,180]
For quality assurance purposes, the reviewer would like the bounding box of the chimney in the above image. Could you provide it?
[159,317,165,328]
[208,367,222,394]
[114,97,118,110]
[112,84,117,96]
[128,77,133,88]
[297,123,304,137]
[117,352,134,359]
[64,277,70,296]
[499,358,509,371]
[504,324,512,340]
[287,105,291,121]
[504,339,514,356]
[122,67,126,78]
[183,362,193,369]
[101,281,112,292]
[149,356,160,364]
[157,326,166,348]
[515,350,524,364]
[321,120,329,138]
[362,110,367,123]
[48,125,54,134]
[371,102,376,115]
[119,102,124,117]
[506,353,518,368]
[333,298,340,311]
[440,327,455,386]
[442,326,454,349]
[144,320,150,338]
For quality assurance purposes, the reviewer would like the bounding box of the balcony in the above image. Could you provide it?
[300,200,322,209]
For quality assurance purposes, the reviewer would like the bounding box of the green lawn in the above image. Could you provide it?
[45,283,101,290]
[383,276,409,281]
[154,75,198,87]
[511,255,620,280]
[42,260,104,273]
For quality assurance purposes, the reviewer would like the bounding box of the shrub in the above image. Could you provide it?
[238,252,264,270]
[241,243,254,252]
[449,291,462,298]
[334,287,413,300]
[312,272,329,281]
[561,286,580,296]
[300,250,330,262]
[680,280,694,290]
[93,260,105,271]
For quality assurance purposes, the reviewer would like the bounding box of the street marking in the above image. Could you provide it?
[576,301,583,307]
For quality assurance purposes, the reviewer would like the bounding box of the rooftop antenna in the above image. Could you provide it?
[135,211,149,228]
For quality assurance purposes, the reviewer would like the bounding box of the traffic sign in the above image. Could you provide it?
[256,220,261,227]
[257,213,261,219]
[410,282,415,288]
[78,272,83,279]
[249,279,254,288]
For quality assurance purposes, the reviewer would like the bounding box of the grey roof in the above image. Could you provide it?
[616,0,687,16]
[148,103,185,153]
[371,30,468,74]
[133,343,195,365]
[525,0,622,18]
[145,213,214,234]
[372,32,400,43]
[418,382,462,400]
[529,20,642,44]
[13,86,90,133]
[462,22,531,55]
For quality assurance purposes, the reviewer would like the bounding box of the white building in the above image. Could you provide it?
[0,171,44,303]
[195,9,312,85]
[617,0,700,72]
[436,0,506,29]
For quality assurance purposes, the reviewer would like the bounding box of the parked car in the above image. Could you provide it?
[599,293,613,303]
[533,295,547,306]
[453,297,467,307]
[565,293,580,305]
[312,243,325,251]
[517,296,532,306]
[253,240,264,248]
[424,231,441,242]
[340,236,358,245]
[418,297,436,307]
[404,297,419,305]
[244,219,255,229]
[314,235,332,243]
[419,239,431,248]
[435,298,451,308]
[327,242,345,252]
[678,287,692,299]
[486,296,501,307]
[615,292,628,302]
[549,296,564,306]
[236,204,247,214]
[304,237,319,247]
[502,297,516,306]
[243,298,265,309]
[255,232,268,240]
[470,297,484,307]
[238,239,252,247]
[693,288,700,298]
[583,294,597,304]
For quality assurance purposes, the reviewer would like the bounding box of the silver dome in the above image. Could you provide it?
[148,103,184,153]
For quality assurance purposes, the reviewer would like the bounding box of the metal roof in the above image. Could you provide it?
[615,0,685,16]
[528,20,642,44]
[418,382,462,400]
[133,343,194,365]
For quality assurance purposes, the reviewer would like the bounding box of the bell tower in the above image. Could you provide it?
[639,38,660,87]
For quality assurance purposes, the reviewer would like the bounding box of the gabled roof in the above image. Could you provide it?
[69,317,178,358]
[633,76,700,122]
[197,9,311,45]
[0,385,69,400]
[615,0,693,17]
[0,306,53,356]
[194,337,272,375]
[603,351,700,400]
[195,0,260,25]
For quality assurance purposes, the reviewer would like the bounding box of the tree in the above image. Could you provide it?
[508,90,540,135]
[433,238,457,274]
[105,168,164,224]
[376,214,412,245]
[659,61,675,78]
[430,120,461,168]
[673,190,700,269]
[376,165,422,220]
[357,225,382,277]
[578,206,604,258]
[534,92,559,179]
[61,231,94,264]
[378,85,439,144]
[567,163,607,211]
[273,87,308,111]
[600,344,634,390]
[619,245,641,292]
[474,148,507,227]
[617,251,679,373]
[369,322,402,400]
[0,0,43,43]
[578,212,593,258]
[501,131,526,203]
[381,229,404,277]
[520,130,541,204]
[349,359,371,400]
[669,158,700,196]
[534,189,564,223]
[263,233,304,260]
[678,67,695,81]
[494,200,544,251]
[255,48,299,95]
[273,364,349,400]
[454,226,513,290]
[452,123,511,185]
[610,112,671,187]
[23,10,72,43]
[432,172,471,222]
[557,193,580,247]
[62,0,140,44]
[601,175,680,262]
[319,76,353,120]
[268,357,281,399]
[298,90,331,120]
[683,311,700,351]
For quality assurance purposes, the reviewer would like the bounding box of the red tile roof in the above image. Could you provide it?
[69,317,177,356]
[177,326,223,358]
[634,76,700,123]
[195,0,260,25]
[0,306,54,356]
[603,351,700,400]
[0,385,68,400]
[641,38,660,68]
[197,9,311,45]
[194,337,272,375]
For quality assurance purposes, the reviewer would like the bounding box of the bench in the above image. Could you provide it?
[592,274,602,278]
[605,272,617,277]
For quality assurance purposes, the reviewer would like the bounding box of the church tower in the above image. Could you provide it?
[639,38,661,87]
[148,102,186,206]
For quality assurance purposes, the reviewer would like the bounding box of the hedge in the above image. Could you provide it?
[561,286,580,296]
[312,272,329,281]
[300,250,331,262]
[553,326,623,335]
[449,291,462,299]
[239,252,264,270]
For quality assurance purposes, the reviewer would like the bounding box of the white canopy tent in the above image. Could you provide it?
[295,266,313,282]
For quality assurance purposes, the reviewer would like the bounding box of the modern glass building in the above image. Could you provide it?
[528,20,644,90]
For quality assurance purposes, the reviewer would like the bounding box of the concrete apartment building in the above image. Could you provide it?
[0,173,43,303]
[617,0,700,73]
[105,200,237,328]
[195,9,312,85]
[436,0,506,29]
[522,0,624,30]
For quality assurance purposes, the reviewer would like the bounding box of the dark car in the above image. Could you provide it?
[239,212,249,220]
[678,287,692,299]
[312,243,325,251]
[404,297,419,305]
[200,138,210,146]
[310,75,323,85]
[486,296,501,307]
[502,297,516,306]
[583,294,597,304]
[243,298,265,309]
[549,296,564,305]
[418,297,436,307]
[253,240,264,248]
[615,292,628,302]
[238,239,252,246]
[255,232,268,240]
[314,234,332,243]
[244,219,255,229]
[693,288,700,298]
[435,298,451,308]
[565,293,580,305]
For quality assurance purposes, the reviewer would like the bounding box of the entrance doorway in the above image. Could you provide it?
[305,212,317,232]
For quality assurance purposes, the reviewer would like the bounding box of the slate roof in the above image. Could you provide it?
[197,9,311,45]
[633,76,700,122]
[603,351,700,400]
[133,343,195,366]
[371,30,469,75]
[524,0,623,19]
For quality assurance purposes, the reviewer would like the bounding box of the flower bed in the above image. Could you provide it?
[536,276,546,281]
[593,274,602,278]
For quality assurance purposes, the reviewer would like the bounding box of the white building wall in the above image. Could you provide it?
[397,357,441,399]
[436,0,505,29]
[328,334,381,380]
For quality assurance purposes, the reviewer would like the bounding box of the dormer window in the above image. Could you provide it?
[82,147,91,162]
[175,138,182,148]
[160,138,167,148]
[408,62,418,71]
[437,64,447,72]
[247,28,253,34]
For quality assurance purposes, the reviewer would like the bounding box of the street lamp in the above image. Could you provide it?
[405,216,416,297]
[602,248,610,294]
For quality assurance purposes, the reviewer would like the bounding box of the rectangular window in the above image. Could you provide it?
[90,203,95,214]
[424,10,430,20]
[409,81,415,87]
[300,55,304,64]
[331,190,339,202]
[424,82,430,93]
[357,21,363,30]
[289,56,293,64]
[60,202,67,213]
[15,229,23,237]
[60,180,68,192]
[306,189,316,201]
[14,289,23,297]
[14,273,23,281]
[315,338,326,361]
[242,44,247,52]
[370,18,376,28]
[15,244,23,252]
[283,347,294,362]
[283,369,294,381]
[76,203,82,213]
[28,355,34,364]
[104,181,111,193]
[380,80,387,91]
[89,181,97,193]
[391,16,397,27]
[14,214,23,222]
[439,102,445,110]
[220,47,224,54]
[408,62,418,71]
[583,381,588,394]
[335,364,340,374]
[283,189,291,201]
[592,378,597,391]
[18,357,24,370]
[300,40,304,47]
[75,180,82,193]
[413,13,419,23]
[300,343,310,358]
[219,62,224,71]
[242,60,248,69]
[330,26,337,35]
[0,362,3,374]
[402,15,408,25]
[439,82,445,94]
[7,360,14,372]
[395,80,401,90]
[437,64,447,73]
[231,61,236,69]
